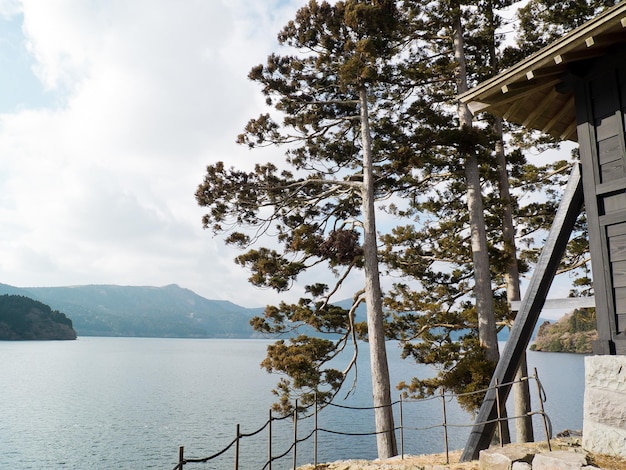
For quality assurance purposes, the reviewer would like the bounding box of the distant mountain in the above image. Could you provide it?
[0,294,77,340]
[0,283,264,338]
[0,283,553,342]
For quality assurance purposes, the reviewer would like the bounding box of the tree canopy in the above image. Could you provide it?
[197,0,601,453]
[0,294,76,341]
[197,0,414,458]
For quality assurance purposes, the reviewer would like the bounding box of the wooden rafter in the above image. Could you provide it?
[562,120,578,141]
[523,88,560,128]
[501,77,561,95]
[526,65,565,80]
[502,99,524,121]
[554,47,609,64]
[542,95,575,136]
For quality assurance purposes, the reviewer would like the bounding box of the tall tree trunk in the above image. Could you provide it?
[452,4,509,443]
[359,85,398,459]
[481,0,534,440]
[493,117,535,443]
[451,4,499,364]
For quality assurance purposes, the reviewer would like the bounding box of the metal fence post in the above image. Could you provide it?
[172,377,557,469]
[268,409,273,470]
[314,395,318,468]
[293,400,298,470]
[235,424,240,470]
[534,367,552,451]
[494,379,503,447]
[399,395,404,460]
[178,445,185,470]
[440,389,449,464]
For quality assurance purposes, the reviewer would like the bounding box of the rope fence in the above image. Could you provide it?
[172,367,552,470]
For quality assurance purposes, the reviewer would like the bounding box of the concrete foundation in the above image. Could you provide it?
[583,355,626,458]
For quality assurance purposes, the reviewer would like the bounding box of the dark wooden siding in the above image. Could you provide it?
[575,44,626,353]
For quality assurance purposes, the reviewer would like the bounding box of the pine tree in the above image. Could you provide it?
[478,0,534,442]
[196,0,415,458]
[514,0,618,57]
[196,1,608,456]
[380,0,578,419]
[377,0,503,412]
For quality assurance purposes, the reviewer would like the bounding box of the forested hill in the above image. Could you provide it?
[530,308,597,353]
[0,294,77,340]
[0,283,264,338]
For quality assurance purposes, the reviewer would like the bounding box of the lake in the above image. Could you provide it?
[0,337,584,469]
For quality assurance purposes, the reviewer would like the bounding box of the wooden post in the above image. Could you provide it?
[440,389,449,464]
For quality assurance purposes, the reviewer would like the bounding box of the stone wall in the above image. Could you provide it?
[583,355,626,458]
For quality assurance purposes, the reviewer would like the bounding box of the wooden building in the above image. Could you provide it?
[457,1,626,460]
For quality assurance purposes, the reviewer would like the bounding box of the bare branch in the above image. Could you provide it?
[556,256,591,275]
[320,263,357,311]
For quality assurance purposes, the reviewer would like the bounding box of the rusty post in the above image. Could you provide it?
[268,409,273,470]
[399,395,404,460]
[534,368,552,451]
[314,395,318,468]
[494,379,503,447]
[178,446,184,470]
[440,389,449,464]
[293,400,298,470]
[235,424,240,470]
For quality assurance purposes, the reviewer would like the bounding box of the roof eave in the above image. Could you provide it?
[459,2,626,107]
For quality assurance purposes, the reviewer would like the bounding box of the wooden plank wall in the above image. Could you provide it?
[576,44,626,354]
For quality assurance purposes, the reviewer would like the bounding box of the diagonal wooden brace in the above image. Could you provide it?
[461,164,584,462]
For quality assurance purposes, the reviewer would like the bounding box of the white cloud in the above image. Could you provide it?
[0,0,579,317]
[0,0,306,306]
[0,0,21,18]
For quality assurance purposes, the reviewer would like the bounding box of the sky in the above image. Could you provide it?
[0,0,578,315]
[0,0,313,307]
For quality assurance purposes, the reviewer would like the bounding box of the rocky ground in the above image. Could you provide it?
[297,449,477,469]
[297,437,626,469]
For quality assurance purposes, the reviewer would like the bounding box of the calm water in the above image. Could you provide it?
[0,337,584,469]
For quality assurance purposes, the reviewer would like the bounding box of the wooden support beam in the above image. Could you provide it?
[510,296,595,312]
[460,164,584,462]
[468,83,554,121]
[491,80,564,124]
